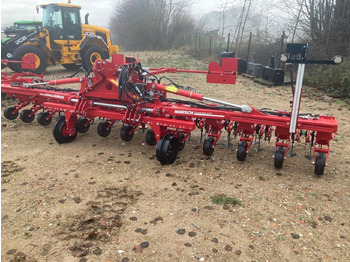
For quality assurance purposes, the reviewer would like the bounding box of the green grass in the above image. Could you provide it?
[300,217,312,223]
[309,192,317,197]
[335,100,346,106]
[144,51,207,70]
[210,195,243,206]
[296,196,305,201]
[277,235,285,241]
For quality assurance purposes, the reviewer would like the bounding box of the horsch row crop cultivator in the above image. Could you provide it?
[1,43,342,176]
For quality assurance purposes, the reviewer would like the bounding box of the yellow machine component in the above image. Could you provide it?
[165,85,179,93]
[6,2,119,74]
[41,3,82,8]
[82,24,119,57]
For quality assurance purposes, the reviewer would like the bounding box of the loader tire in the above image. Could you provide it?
[82,46,105,71]
[12,45,48,74]
[7,62,17,72]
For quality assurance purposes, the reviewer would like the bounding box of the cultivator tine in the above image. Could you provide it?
[255,135,262,152]
[199,128,203,143]
[253,124,263,152]
[226,132,231,147]
[305,131,316,160]
[233,122,238,138]
[288,133,297,157]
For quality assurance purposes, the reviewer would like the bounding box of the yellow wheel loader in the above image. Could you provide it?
[1,3,118,74]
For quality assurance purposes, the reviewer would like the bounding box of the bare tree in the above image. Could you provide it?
[218,0,232,48]
[232,0,247,52]
[291,0,304,42]
[298,0,350,57]
[237,0,252,56]
[109,0,195,50]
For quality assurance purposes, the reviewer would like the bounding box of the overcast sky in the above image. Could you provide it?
[1,0,218,28]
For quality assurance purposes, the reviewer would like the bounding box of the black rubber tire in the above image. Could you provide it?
[178,133,186,151]
[203,137,215,156]
[237,141,248,161]
[12,45,48,74]
[146,129,157,146]
[4,106,18,120]
[37,112,52,126]
[20,109,35,123]
[62,63,81,71]
[314,153,326,176]
[8,62,17,72]
[157,134,179,165]
[97,121,111,137]
[76,117,90,133]
[274,147,285,169]
[156,136,166,162]
[82,46,105,71]
[53,116,77,144]
[120,125,134,142]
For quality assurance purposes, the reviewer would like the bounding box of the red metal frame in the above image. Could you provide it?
[1,54,338,175]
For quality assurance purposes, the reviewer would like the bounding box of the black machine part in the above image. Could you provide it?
[269,56,275,68]
[281,43,342,65]
[219,52,235,66]
[1,30,40,59]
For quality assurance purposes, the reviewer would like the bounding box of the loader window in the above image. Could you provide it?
[62,8,82,40]
[42,5,81,41]
[43,5,63,29]
[43,5,64,40]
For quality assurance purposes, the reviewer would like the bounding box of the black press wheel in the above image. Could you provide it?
[12,45,48,74]
[274,147,285,169]
[53,116,77,144]
[97,121,111,137]
[4,106,19,120]
[82,46,105,71]
[178,133,186,151]
[76,117,90,133]
[37,112,52,126]
[314,153,326,176]
[237,141,248,161]
[146,129,157,146]
[203,137,215,156]
[20,109,35,123]
[156,134,179,165]
[120,125,134,142]
[156,135,166,162]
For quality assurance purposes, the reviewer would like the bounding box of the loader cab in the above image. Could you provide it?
[42,4,82,41]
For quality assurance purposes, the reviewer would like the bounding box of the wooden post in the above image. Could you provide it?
[246,32,252,61]
[278,31,285,68]
[198,35,201,50]
[195,32,198,50]
[209,36,212,57]
[226,33,230,52]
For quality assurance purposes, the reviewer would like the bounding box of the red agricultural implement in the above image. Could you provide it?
[1,43,342,176]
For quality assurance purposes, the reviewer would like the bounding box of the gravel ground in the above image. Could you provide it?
[1,51,350,261]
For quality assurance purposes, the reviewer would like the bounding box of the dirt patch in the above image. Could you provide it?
[1,161,24,183]
[2,51,350,261]
[56,187,142,259]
